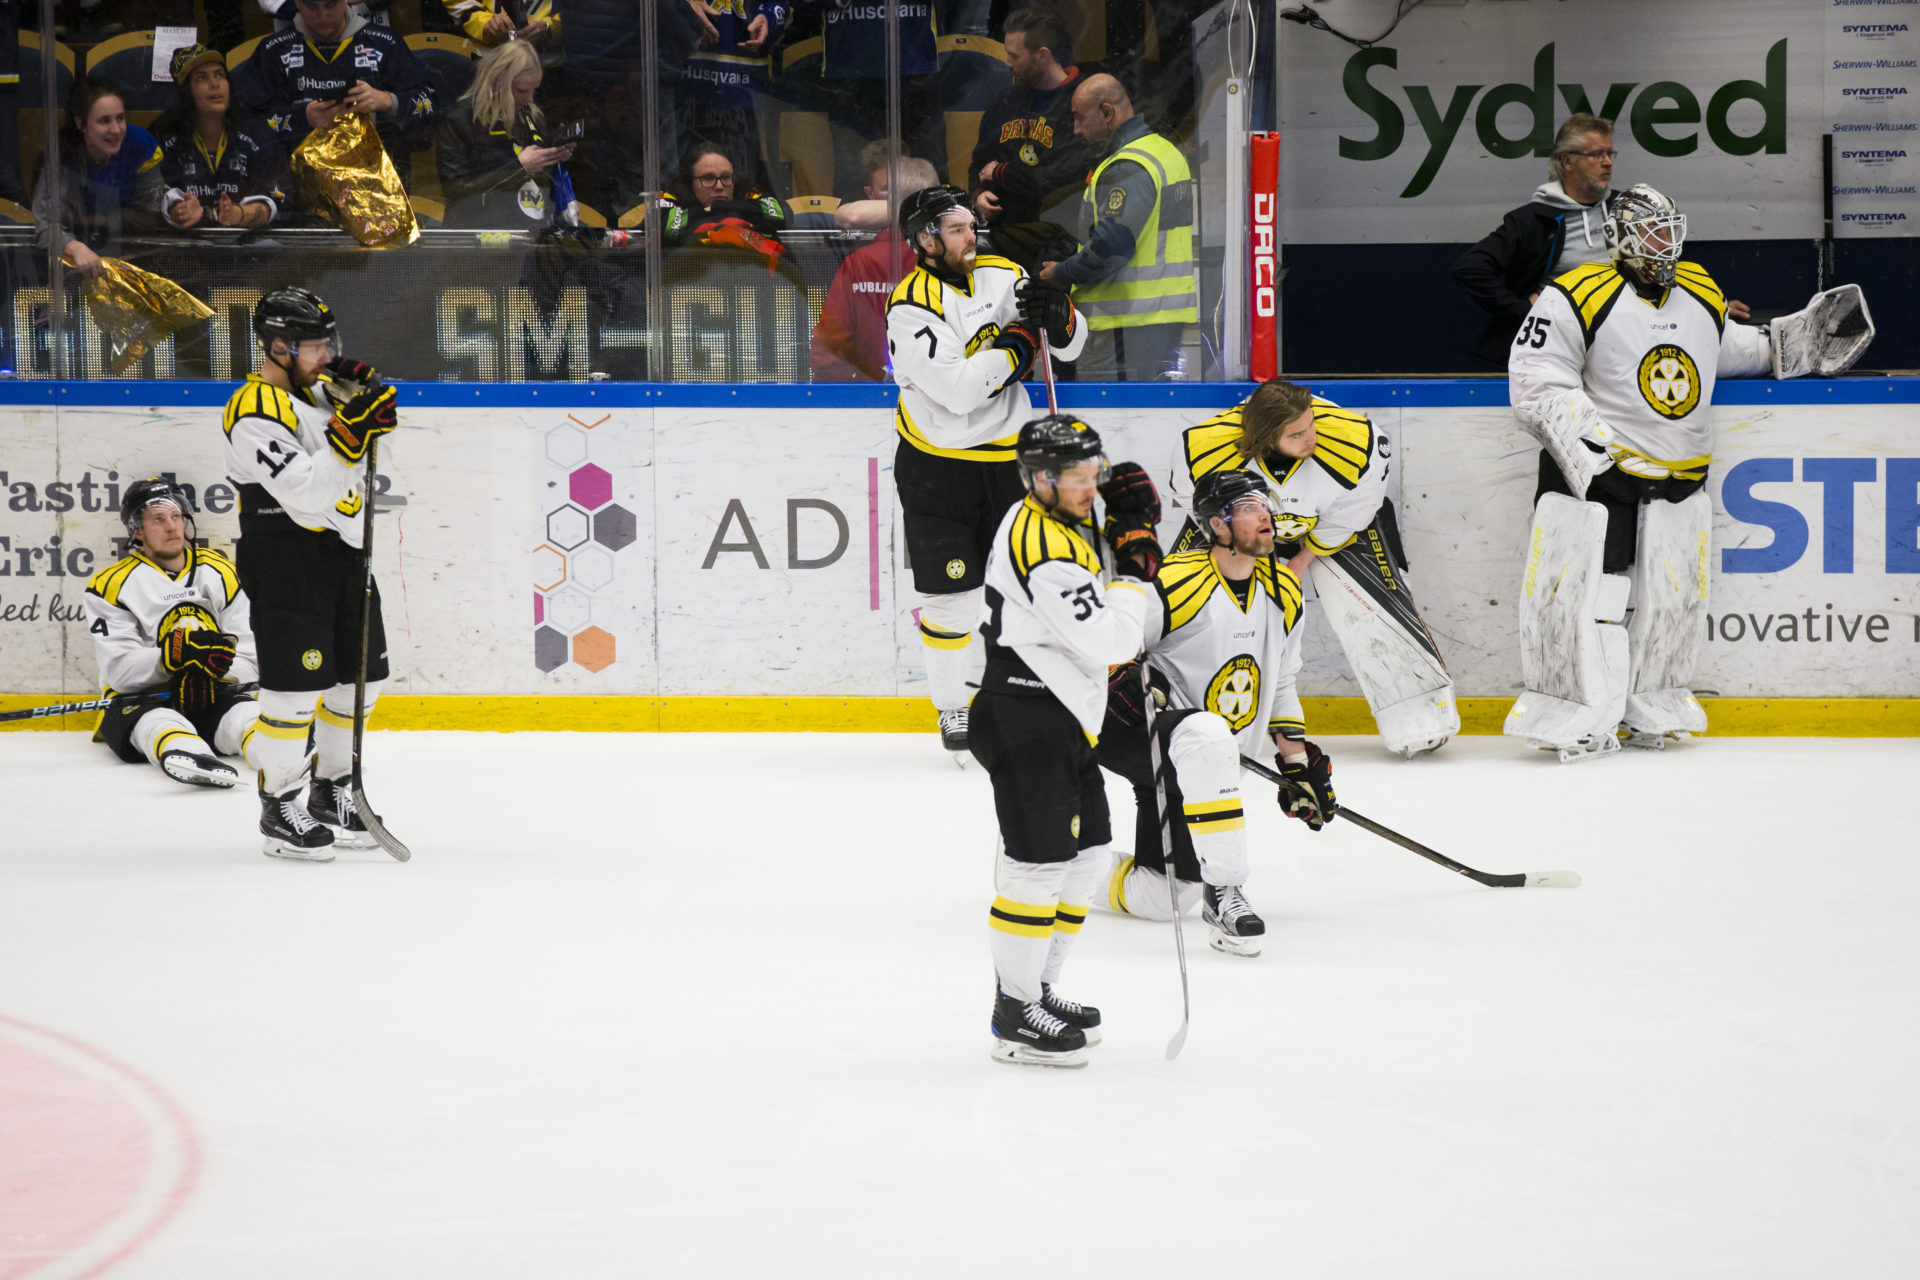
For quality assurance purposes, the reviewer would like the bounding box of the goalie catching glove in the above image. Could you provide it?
[1278,741,1335,832]
[1100,461,1163,579]
[1770,284,1875,379]
[325,374,398,463]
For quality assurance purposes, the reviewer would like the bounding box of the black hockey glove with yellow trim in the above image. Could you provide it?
[1278,741,1335,832]
[160,625,237,678]
[325,381,398,463]
[1100,461,1163,579]
[171,669,219,714]
[1014,276,1075,345]
[324,356,379,393]
[991,323,1038,386]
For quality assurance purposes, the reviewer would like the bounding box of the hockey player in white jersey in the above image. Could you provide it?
[83,477,260,788]
[1165,379,1457,756]
[886,184,1093,758]
[1506,183,1874,761]
[973,415,1152,1068]
[222,286,398,859]
[1098,468,1334,957]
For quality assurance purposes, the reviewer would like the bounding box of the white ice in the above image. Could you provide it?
[3,730,1918,1278]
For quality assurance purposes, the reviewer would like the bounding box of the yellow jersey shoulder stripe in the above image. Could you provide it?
[1673,260,1728,334]
[193,545,242,603]
[84,554,143,606]
[1550,262,1628,345]
[1182,411,1246,483]
[1308,398,1375,490]
[972,254,1024,278]
[886,267,946,319]
[222,375,301,438]
[1262,558,1304,631]
[1009,496,1101,589]
[1157,547,1220,633]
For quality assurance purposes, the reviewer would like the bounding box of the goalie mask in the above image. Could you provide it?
[1605,184,1687,288]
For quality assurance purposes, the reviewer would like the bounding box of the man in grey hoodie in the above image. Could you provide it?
[1454,113,1748,370]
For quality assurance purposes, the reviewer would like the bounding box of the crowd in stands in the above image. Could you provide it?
[4,0,1203,381]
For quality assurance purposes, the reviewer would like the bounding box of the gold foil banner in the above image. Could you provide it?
[292,112,420,249]
[65,256,217,375]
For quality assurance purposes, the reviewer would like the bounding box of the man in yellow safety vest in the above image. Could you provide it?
[1039,74,1196,382]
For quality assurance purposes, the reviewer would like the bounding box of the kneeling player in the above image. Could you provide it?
[83,478,260,788]
[1165,381,1457,757]
[223,287,398,860]
[1098,469,1335,957]
[973,415,1153,1068]
[1505,184,1874,761]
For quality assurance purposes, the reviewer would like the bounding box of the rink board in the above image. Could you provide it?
[1,380,1915,731]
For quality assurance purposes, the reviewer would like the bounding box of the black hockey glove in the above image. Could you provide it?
[1105,515,1162,580]
[325,381,398,463]
[1098,461,1160,523]
[1278,741,1335,832]
[1106,660,1148,728]
[324,356,380,395]
[171,669,219,715]
[1014,276,1075,345]
[160,626,237,678]
[991,323,1038,385]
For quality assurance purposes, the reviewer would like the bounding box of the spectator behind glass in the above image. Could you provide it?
[661,141,787,247]
[832,138,898,232]
[235,0,440,175]
[679,0,791,196]
[154,44,291,232]
[256,0,393,31]
[968,6,1089,273]
[32,76,166,278]
[436,40,577,230]
[810,155,938,382]
[1451,115,1749,371]
[441,0,559,48]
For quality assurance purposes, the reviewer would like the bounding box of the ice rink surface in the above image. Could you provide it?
[2,729,1917,1279]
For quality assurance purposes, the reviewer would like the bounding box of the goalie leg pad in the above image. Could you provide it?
[1310,535,1460,756]
[1504,494,1630,751]
[1165,712,1249,888]
[1624,490,1711,735]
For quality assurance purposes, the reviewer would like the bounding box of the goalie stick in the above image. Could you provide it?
[0,682,261,724]
[1239,753,1581,889]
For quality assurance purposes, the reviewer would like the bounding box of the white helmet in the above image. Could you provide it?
[1605,183,1687,288]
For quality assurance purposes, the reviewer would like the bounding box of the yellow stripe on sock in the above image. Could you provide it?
[1053,903,1088,935]
[151,727,196,758]
[918,622,972,651]
[989,895,1056,938]
[314,703,356,729]
[254,714,312,741]
[1186,813,1246,835]
[1106,856,1135,915]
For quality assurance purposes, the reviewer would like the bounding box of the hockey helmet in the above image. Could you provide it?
[1192,468,1277,532]
[252,286,340,357]
[120,476,195,544]
[1016,414,1107,489]
[899,184,974,255]
[1605,184,1686,288]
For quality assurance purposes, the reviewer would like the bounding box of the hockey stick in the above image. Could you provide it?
[0,681,261,724]
[1143,677,1190,1060]
[1239,753,1580,889]
[1037,328,1058,414]
[350,437,410,862]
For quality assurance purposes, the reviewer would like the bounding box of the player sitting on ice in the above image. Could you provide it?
[1165,380,1457,758]
[1097,468,1332,957]
[82,477,261,788]
[1505,183,1875,762]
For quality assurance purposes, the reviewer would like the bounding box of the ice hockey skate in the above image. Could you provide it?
[308,774,380,850]
[1202,884,1265,957]
[159,748,239,788]
[990,988,1088,1067]
[1040,982,1101,1047]
[261,788,336,862]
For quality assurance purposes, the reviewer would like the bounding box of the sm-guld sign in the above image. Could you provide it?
[1340,40,1788,198]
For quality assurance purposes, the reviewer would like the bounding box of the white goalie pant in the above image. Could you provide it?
[1504,493,1630,750]
[1624,490,1711,735]
[917,588,982,714]
[1308,549,1460,756]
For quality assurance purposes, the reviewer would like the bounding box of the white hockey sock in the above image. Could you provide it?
[133,709,210,766]
[244,689,319,795]
[313,681,380,781]
[1169,714,1250,887]
[212,699,261,756]
[990,855,1067,1004]
[1104,854,1203,921]
[918,590,980,714]
[1041,842,1107,986]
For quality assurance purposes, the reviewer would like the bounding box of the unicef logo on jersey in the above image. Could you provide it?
[1205,655,1261,731]
[1637,345,1702,420]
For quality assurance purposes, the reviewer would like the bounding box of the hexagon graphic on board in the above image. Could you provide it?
[593,503,637,552]
[546,504,590,552]
[570,463,613,512]
[534,593,545,625]
[573,626,616,673]
[546,586,591,633]
[571,544,615,591]
[545,425,589,469]
[533,545,566,592]
[534,625,569,672]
